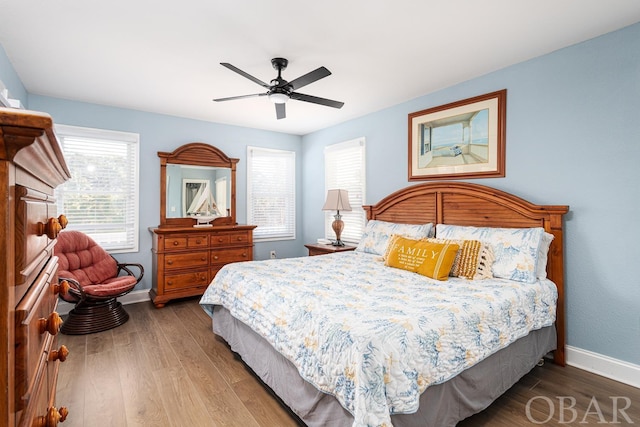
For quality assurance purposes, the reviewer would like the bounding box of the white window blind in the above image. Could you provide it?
[247,146,296,241]
[324,138,366,243]
[55,124,139,253]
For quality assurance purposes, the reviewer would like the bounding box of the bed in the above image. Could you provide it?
[200,182,569,427]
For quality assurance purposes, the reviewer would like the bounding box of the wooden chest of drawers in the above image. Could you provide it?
[1,108,71,427]
[149,225,256,308]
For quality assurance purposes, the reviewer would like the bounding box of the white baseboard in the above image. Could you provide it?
[566,345,640,389]
[56,289,151,316]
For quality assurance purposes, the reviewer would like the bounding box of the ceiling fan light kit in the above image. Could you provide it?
[213,57,344,120]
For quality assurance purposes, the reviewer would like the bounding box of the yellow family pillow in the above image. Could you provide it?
[384,235,459,281]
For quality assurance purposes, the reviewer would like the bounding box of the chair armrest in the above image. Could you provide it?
[117,262,144,284]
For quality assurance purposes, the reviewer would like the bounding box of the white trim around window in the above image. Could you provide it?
[55,124,140,253]
[247,146,296,241]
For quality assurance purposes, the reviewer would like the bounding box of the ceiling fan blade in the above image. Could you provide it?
[287,66,331,91]
[213,93,267,102]
[220,63,270,88]
[290,92,344,109]
[275,103,286,120]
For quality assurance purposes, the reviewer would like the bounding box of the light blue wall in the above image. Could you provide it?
[0,45,28,106]
[301,23,640,365]
[24,95,303,291]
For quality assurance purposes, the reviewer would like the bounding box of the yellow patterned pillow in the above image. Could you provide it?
[384,236,459,281]
[426,238,494,280]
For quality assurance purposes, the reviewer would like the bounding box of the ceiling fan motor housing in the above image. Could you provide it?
[271,57,288,71]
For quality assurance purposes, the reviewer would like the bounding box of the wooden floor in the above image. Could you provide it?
[57,298,640,426]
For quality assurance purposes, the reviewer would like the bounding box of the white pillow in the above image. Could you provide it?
[356,220,433,256]
[436,224,546,283]
[536,232,554,279]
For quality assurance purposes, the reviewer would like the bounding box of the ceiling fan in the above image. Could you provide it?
[213,58,344,120]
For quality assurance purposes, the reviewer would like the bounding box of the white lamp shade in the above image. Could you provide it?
[322,189,352,212]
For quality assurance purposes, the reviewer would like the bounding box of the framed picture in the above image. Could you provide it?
[408,89,506,180]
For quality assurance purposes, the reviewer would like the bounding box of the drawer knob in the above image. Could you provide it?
[49,345,69,362]
[39,312,63,336]
[173,241,179,246]
[37,217,62,239]
[167,260,174,265]
[35,406,69,427]
[196,239,202,244]
[167,281,173,286]
[53,280,70,296]
[58,214,69,229]
[201,257,206,261]
[218,238,223,242]
[200,275,207,281]
[242,252,248,257]
[214,255,219,260]
[237,236,242,241]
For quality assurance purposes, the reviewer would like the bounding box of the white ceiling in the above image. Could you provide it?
[1,1,639,135]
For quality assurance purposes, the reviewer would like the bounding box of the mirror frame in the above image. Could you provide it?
[158,142,238,228]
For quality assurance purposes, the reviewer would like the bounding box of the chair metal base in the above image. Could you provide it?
[61,298,129,335]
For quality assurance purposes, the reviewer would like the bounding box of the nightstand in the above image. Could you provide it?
[305,243,357,256]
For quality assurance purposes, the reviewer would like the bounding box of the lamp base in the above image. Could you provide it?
[331,216,345,247]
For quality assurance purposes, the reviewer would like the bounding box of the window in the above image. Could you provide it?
[247,146,296,241]
[55,124,139,253]
[324,138,366,243]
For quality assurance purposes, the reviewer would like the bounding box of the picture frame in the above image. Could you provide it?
[408,89,506,181]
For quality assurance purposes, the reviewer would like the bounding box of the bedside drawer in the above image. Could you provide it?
[164,270,210,292]
[164,251,209,269]
[211,247,251,264]
[15,259,61,409]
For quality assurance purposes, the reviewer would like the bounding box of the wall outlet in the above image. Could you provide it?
[270,250,277,259]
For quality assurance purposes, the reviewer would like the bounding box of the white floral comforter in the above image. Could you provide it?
[200,251,557,427]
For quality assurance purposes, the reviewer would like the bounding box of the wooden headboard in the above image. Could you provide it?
[363,181,569,366]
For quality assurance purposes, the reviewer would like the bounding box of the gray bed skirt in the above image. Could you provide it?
[211,305,556,427]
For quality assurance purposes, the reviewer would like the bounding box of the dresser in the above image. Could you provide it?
[149,225,256,308]
[1,108,72,426]
[150,142,256,308]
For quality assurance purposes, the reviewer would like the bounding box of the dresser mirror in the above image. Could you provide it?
[158,142,237,228]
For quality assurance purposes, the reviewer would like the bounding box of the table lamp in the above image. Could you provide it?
[322,189,352,246]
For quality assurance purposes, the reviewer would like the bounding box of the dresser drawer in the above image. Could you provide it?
[164,251,209,270]
[19,339,67,427]
[163,236,187,250]
[17,343,49,427]
[15,259,61,410]
[162,234,210,250]
[163,270,210,292]
[211,247,251,264]
[210,231,251,247]
[15,186,56,302]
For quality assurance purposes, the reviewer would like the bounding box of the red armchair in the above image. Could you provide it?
[55,230,144,334]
